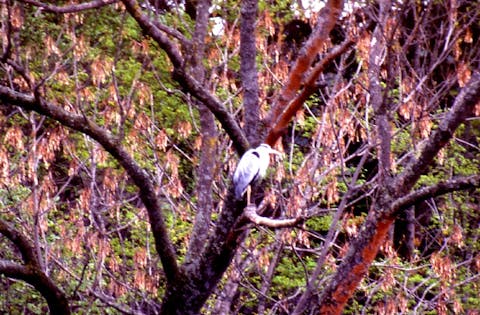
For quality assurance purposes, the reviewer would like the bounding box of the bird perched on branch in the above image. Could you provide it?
[233,143,282,204]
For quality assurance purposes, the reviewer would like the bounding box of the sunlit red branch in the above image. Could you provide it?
[266,36,355,145]
[265,0,344,145]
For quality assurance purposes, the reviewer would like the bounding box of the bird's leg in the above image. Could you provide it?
[246,185,252,205]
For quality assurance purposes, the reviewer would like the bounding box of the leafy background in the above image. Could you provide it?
[0,0,479,314]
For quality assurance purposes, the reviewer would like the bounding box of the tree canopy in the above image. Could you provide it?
[1,0,479,314]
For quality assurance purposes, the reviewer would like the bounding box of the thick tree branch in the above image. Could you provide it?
[316,72,480,314]
[265,35,356,145]
[0,220,71,315]
[265,0,344,132]
[0,260,70,315]
[184,105,217,265]
[173,67,250,154]
[240,0,260,145]
[20,0,118,13]
[368,1,392,181]
[394,72,480,196]
[0,219,39,266]
[183,0,217,266]
[391,174,480,214]
[161,186,249,314]
[317,212,394,314]
[0,86,180,284]
[120,0,249,154]
[120,0,184,68]
[244,205,303,228]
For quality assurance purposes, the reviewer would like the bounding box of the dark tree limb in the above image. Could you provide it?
[173,67,250,154]
[20,0,118,13]
[159,185,249,314]
[265,34,356,145]
[391,174,480,214]
[184,0,217,266]
[0,86,180,285]
[393,72,480,196]
[0,218,40,266]
[240,0,260,145]
[316,72,480,314]
[0,260,70,315]
[120,0,249,154]
[184,104,217,263]
[0,220,71,315]
[265,0,344,135]
[243,205,303,228]
[120,0,184,68]
[368,0,392,182]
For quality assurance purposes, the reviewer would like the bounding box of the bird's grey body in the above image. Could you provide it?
[233,144,281,201]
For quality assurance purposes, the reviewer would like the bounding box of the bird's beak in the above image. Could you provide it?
[269,149,283,158]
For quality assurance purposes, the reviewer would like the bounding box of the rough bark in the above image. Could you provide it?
[0,220,71,315]
[317,213,395,314]
[240,0,260,145]
[265,0,346,145]
[368,0,392,181]
[184,0,217,265]
[185,107,217,263]
[120,0,249,154]
[159,187,249,314]
[265,0,344,135]
[20,0,117,13]
[316,73,480,314]
[0,86,180,285]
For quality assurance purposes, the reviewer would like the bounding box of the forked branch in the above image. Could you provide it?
[315,72,480,314]
[20,0,118,13]
[0,85,180,285]
[120,0,249,154]
[265,0,344,140]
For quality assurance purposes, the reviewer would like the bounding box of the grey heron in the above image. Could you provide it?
[233,143,282,204]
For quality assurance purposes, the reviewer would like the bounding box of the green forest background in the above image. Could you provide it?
[0,0,479,314]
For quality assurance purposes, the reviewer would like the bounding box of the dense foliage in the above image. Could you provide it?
[0,0,479,314]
